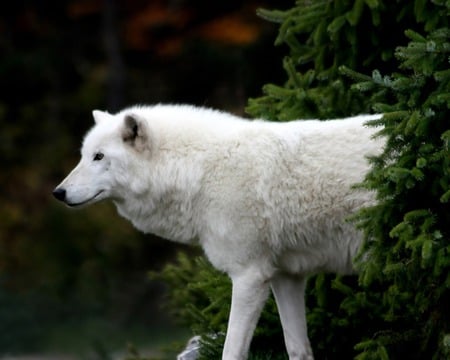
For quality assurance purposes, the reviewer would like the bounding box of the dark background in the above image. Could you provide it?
[0,0,291,357]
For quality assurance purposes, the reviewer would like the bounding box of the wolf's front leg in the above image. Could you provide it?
[222,269,270,360]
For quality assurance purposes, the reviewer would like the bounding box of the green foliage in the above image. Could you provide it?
[350,22,450,360]
[150,252,229,359]
[150,252,231,336]
[247,0,438,120]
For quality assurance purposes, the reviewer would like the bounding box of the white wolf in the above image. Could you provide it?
[53,104,383,360]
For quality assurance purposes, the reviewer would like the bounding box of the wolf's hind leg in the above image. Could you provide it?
[271,274,313,360]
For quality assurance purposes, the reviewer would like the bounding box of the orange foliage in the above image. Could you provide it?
[124,2,192,53]
[197,13,261,45]
[67,0,102,18]
[123,1,264,56]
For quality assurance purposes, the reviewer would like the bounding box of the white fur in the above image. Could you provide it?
[54,104,383,360]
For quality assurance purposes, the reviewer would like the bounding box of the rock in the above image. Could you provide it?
[177,335,201,360]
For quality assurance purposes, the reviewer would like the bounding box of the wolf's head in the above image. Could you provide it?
[53,110,151,207]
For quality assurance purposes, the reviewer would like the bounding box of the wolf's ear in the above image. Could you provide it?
[92,110,112,124]
[122,113,149,151]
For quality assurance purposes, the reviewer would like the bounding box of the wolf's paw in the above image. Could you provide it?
[288,345,314,360]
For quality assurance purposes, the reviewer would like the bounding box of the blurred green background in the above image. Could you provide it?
[0,0,290,357]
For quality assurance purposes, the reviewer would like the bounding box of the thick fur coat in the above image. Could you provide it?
[54,105,383,360]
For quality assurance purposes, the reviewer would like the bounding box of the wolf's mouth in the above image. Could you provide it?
[67,190,105,207]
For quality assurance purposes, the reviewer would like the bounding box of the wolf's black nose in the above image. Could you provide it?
[53,188,66,202]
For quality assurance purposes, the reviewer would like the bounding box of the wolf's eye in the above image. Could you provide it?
[93,152,104,161]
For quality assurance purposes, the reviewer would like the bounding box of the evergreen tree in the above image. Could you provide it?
[347,23,450,360]
[246,0,439,121]
[155,1,449,359]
